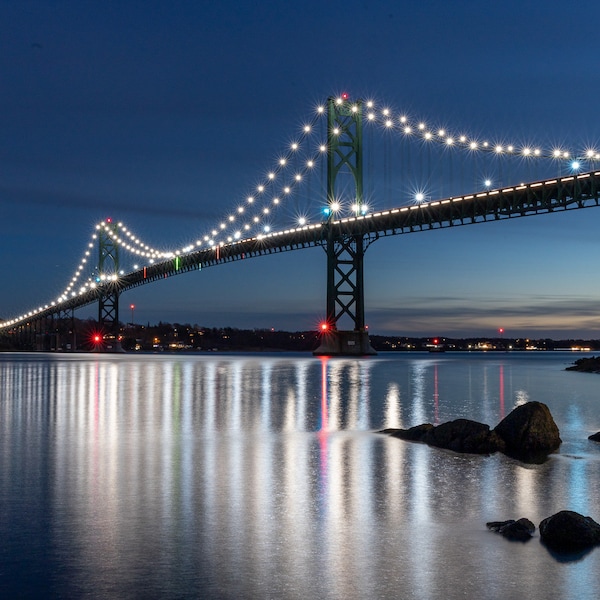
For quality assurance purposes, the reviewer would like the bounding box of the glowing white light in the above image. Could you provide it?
[264,225,271,232]
[385,119,393,128]
[304,125,311,133]
[446,137,454,145]
[425,132,432,140]
[495,145,503,153]
[247,196,254,203]
[291,143,298,150]
[298,217,307,225]
[404,126,412,134]
[484,179,492,187]
[295,174,302,181]
[279,158,286,166]
[438,129,445,136]
[307,160,314,167]
[237,206,244,213]
[383,109,390,116]
[268,172,275,179]
[572,160,581,170]
[368,113,375,121]
[415,193,425,202]
[319,145,327,152]
[330,201,341,212]
[418,122,425,130]
[317,106,325,113]
[257,185,264,192]
[333,127,340,135]
[400,116,407,123]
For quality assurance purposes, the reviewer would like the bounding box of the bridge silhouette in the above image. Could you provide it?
[2,94,600,354]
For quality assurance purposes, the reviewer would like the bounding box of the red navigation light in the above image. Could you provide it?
[499,328,504,334]
[320,322,329,332]
[106,217,112,223]
[433,338,439,345]
[341,92,349,100]
[93,334,102,343]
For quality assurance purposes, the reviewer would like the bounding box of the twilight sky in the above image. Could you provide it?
[2,0,600,338]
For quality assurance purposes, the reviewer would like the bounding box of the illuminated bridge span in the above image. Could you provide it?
[2,94,600,354]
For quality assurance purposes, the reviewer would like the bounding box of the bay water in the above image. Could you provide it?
[1,351,599,599]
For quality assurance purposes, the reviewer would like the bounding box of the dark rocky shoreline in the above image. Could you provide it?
[566,356,600,373]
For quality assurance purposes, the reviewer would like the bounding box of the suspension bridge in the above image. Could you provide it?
[2,94,600,354]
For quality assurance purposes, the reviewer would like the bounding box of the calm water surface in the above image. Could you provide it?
[1,351,600,599]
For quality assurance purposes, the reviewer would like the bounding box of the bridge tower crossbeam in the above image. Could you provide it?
[314,95,376,356]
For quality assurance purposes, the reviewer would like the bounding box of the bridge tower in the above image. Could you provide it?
[314,95,377,356]
[97,220,123,351]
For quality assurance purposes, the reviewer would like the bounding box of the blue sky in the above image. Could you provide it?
[2,0,600,338]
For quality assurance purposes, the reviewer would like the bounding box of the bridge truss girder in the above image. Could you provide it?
[3,170,600,346]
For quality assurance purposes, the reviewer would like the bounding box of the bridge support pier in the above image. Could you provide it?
[313,330,376,356]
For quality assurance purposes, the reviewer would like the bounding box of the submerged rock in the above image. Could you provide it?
[493,401,561,463]
[384,423,434,441]
[423,419,505,454]
[589,432,600,442]
[487,518,535,541]
[382,420,504,454]
[539,511,600,551]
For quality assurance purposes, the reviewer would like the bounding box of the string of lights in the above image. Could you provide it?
[3,93,599,330]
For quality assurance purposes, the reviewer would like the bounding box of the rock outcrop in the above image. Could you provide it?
[539,510,600,551]
[381,401,561,463]
[487,518,535,541]
[493,401,561,463]
[589,432,600,442]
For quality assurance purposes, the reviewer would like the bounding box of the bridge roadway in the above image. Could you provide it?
[3,169,600,330]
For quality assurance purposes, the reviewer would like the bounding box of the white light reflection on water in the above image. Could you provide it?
[1,352,600,599]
